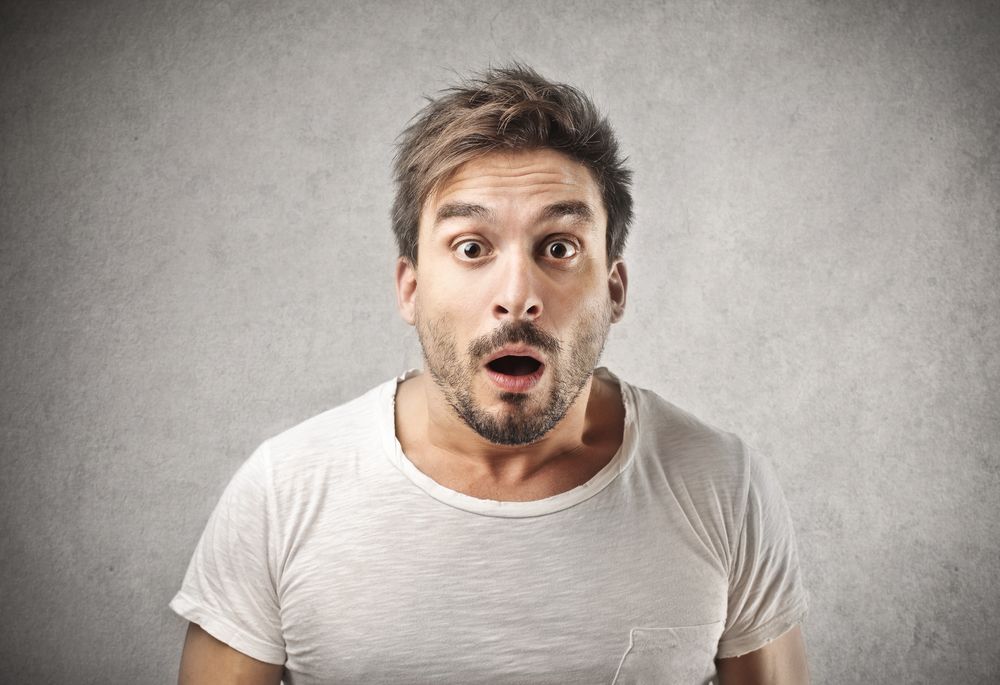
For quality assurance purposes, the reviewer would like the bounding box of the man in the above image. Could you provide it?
[172,64,810,684]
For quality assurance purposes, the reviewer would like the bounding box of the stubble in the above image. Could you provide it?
[415,305,612,446]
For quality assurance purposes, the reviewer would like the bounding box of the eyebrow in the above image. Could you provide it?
[537,200,595,225]
[434,200,596,229]
[434,202,494,227]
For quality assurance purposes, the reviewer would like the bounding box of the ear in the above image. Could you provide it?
[608,259,628,323]
[395,256,418,326]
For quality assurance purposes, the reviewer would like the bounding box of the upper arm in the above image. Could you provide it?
[170,443,287,665]
[719,446,809,659]
[178,622,285,685]
[716,624,809,685]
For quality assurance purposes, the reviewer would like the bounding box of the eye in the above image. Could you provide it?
[454,239,489,261]
[543,239,578,260]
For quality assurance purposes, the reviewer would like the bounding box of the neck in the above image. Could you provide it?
[394,369,624,500]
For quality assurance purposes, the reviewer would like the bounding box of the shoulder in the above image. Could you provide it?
[611,372,758,541]
[267,379,391,458]
[621,375,750,489]
[249,376,399,499]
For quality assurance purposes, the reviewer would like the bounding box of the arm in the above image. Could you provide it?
[178,623,284,685]
[716,625,809,685]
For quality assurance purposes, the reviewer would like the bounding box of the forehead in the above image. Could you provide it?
[421,149,605,222]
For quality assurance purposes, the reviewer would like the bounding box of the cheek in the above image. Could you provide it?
[421,279,491,323]
[564,290,613,332]
[547,284,599,323]
[415,298,472,348]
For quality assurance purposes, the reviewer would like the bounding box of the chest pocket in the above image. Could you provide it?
[610,621,723,685]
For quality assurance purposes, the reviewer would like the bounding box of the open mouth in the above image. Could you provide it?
[484,353,546,392]
[486,355,543,376]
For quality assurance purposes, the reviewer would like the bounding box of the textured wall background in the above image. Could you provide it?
[1,0,998,682]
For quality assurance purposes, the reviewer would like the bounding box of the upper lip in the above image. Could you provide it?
[484,345,546,366]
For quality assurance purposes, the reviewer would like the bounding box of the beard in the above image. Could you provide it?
[415,305,613,446]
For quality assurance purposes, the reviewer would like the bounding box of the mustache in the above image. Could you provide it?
[468,321,563,360]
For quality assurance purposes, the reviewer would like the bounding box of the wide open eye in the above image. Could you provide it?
[454,240,488,261]
[544,239,578,260]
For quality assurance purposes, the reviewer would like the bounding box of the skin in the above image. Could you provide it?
[177,148,809,684]
[177,623,283,685]
[394,148,628,500]
[716,625,810,684]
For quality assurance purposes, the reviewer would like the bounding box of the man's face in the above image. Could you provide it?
[396,148,627,446]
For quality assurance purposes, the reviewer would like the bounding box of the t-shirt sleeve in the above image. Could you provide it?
[169,441,286,665]
[716,447,809,659]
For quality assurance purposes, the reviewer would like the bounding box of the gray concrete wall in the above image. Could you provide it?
[2,1,997,682]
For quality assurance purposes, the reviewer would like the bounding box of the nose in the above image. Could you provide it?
[492,252,543,322]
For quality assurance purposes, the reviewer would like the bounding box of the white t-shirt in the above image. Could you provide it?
[170,368,808,684]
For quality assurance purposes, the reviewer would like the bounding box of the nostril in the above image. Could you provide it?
[494,304,541,318]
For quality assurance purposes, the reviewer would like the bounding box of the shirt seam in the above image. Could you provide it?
[728,437,752,583]
[381,367,637,519]
[170,590,287,664]
[716,592,809,658]
[260,439,284,616]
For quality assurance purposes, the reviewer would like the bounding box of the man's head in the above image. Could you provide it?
[392,64,633,266]
[393,66,633,446]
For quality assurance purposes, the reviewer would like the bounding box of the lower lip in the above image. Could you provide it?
[485,364,545,392]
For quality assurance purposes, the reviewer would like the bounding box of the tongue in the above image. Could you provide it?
[489,355,541,376]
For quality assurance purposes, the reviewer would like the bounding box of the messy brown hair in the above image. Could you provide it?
[391,64,633,264]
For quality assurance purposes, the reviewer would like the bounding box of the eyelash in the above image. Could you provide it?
[543,238,579,260]
[452,237,580,262]
[454,239,489,261]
